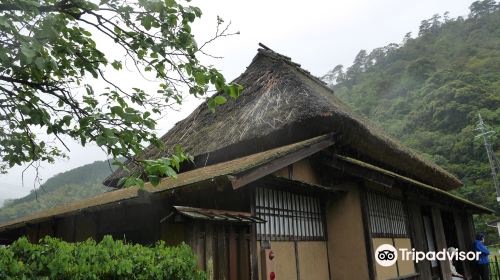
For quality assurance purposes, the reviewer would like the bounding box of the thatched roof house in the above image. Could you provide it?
[104,44,460,191]
[0,44,492,280]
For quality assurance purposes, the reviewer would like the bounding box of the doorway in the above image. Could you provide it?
[441,210,464,277]
[422,209,441,279]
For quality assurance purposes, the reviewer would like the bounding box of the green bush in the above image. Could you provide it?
[0,236,205,280]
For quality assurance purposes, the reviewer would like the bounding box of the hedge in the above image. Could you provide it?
[0,235,205,280]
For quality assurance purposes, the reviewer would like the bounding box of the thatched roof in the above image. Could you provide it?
[0,135,328,232]
[104,44,462,191]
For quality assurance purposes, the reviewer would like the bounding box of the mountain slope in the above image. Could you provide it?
[324,1,500,241]
[0,160,114,223]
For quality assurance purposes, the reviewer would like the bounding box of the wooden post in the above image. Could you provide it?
[229,226,238,280]
[406,201,432,279]
[359,184,376,280]
[462,212,479,278]
[249,189,259,280]
[431,207,452,280]
[205,223,215,280]
[454,212,472,279]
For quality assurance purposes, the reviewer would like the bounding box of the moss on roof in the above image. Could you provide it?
[0,135,330,231]
[335,155,493,214]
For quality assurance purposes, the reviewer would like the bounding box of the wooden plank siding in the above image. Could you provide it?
[430,208,452,280]
[462,213,479,277]
[184,222,252,280]
[454,212,472,279]
[406,201,432,279]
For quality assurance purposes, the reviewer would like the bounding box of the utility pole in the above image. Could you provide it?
[475,113,500,236]
[476,114,500,200]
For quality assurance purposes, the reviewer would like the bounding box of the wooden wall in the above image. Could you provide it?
[256,240,329,280]
[184,222,252,280]
[297,241,330,279]
[326,184,370,280]
[273,159,319,185]
[259,241,297,280]
[74,214,97,241]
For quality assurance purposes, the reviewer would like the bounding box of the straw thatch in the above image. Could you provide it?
[104,44,462,191]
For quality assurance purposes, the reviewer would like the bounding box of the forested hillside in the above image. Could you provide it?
[0,160,113,223]
[323,0,500,241]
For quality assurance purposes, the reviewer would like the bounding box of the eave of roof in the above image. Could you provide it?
[0,134,335,232]
[262,175,346,194]
[173,206,265,224]
[333,155,494,214]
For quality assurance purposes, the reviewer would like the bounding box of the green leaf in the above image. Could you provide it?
[192,7,202,17]
[0,0,239,182]
[141,15,155,31]
[214,95,227,105]
[207,99,216,113]
[62,115,72,126]
[0,16,11,28]
[149,175,160,186]
[111,60,122,70]
[21,44,36,60]
[96,136,107,146]
[34,57,45,70]
[194,72,206,84]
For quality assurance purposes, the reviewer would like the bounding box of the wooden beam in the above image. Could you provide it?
[319,155,395,188]
[359,184,376,280]
[462,212,479,277]
[249,190,259,280]
[229,134,336,189]
[205,223,215,280]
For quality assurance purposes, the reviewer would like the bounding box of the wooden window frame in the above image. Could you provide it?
[366,191,409,238]
[255,187,326,241]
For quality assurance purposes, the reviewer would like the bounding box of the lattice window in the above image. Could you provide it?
[366,191,408,237]
[255,187,325,241]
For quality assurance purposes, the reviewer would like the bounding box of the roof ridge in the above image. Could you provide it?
[257,43,330,89]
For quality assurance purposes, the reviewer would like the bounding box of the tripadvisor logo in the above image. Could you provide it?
[374,244,481,267]
[375,244,398,267]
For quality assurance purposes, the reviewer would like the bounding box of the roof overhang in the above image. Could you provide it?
[171,206,265,224]
[321,154,494,214]
[227,134,336,189]
[258,175,346,195]
[0,134,336,232]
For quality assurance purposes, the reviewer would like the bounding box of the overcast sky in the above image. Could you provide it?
[0,0,477,201]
